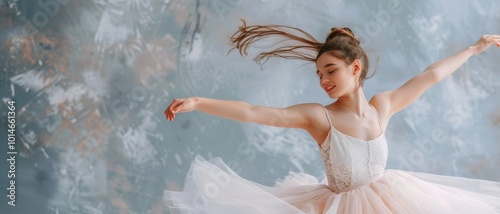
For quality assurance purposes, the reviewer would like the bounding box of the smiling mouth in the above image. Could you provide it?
[326,85,336,93]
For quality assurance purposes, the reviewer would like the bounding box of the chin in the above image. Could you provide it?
[328,91,343,99]
[328,93,338,98]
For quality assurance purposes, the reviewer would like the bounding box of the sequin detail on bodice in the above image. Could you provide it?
[319,105,388,193]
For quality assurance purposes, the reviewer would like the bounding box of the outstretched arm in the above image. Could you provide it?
[427,35,500,81]
[165,97,321,129]
[373,35,500,117]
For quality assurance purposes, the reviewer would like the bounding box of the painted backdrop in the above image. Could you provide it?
[1,0,499,213]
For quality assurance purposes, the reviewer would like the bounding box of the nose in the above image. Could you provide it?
[321,78,330,84]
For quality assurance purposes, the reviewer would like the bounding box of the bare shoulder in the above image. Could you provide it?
[304,103,331,129]
[297,103,331,144]
[369,92,392,123]
[294,103,326,120]
[287,102,327,127]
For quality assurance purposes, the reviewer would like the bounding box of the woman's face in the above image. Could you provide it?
[315,53,360,98]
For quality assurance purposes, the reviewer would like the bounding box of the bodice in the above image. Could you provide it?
[320,106,388,193]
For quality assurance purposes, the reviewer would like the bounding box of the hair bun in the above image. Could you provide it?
[327,27,360,45]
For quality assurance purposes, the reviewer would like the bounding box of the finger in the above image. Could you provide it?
[166,110,171,121]
[167,99,178,111]
[173,102,182,111]
[490,39,500,46]
[168,103,175,113]
[486,36,500,43]
[165,105,172,114]
[168,110,175,119]
[485,37,498,44]
[173,104,183,113]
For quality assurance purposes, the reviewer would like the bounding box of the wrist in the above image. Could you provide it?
[466,45,479,56]
[193,97,202,110]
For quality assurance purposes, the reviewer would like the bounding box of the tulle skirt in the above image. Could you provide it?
[163,155,500,214]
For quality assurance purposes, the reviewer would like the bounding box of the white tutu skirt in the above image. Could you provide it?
[164,155,500,214]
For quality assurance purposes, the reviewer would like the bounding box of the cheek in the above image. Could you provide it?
[332,73,346,83]
[338,71,355,82]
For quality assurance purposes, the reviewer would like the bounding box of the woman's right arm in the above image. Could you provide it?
[166,97,320,129]
[194,97,252,122]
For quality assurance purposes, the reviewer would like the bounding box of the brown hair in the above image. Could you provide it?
[227,18,377,87]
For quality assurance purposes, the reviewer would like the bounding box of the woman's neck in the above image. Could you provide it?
[333,87,371,118]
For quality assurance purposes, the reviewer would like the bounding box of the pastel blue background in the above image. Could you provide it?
[1,0,499,213]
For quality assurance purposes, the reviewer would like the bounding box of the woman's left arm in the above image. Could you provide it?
[373,35,500,118]
[429,35,500,82]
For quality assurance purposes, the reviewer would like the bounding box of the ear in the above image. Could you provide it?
[352,59,361,76]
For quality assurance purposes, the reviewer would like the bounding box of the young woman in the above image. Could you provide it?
[163,19,500,213]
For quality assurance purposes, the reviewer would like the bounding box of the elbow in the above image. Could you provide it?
[242,104,255,123]
[425,69,441,84]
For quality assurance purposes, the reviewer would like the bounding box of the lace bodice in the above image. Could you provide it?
[320,105,388,193]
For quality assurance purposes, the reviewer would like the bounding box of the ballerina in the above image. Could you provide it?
[163,19,500,213]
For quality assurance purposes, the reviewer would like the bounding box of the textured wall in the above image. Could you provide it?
[1,0,499,213]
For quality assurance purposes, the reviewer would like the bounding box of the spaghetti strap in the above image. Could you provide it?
[369,104,383,134]
[324,107,333,127]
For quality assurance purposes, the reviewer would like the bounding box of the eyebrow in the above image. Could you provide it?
[316,63,337,76]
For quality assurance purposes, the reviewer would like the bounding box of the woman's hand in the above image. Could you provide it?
[470,35,500,55]
[164,97,198,121]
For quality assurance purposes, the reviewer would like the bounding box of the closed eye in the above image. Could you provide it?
[319,70,336,80]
